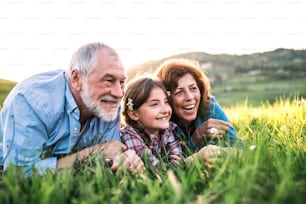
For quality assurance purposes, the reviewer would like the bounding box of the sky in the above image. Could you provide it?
[1,0,306,82]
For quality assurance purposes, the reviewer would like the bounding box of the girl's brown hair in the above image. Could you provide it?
[154,58,211,122]
[121,76,169,131]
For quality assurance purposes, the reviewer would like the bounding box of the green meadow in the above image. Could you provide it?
[0,48,305,203]
[127,48,306,107]
[0,95,305,203]
[212,78,306,107]
[0,79,16,108]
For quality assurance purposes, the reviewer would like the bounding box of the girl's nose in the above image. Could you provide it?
[161,103,172,114]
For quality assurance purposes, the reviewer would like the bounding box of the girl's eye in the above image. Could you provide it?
[174,91,183,96]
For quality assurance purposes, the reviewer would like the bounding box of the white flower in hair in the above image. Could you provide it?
[127,98,134,111]
[167,91,171,97]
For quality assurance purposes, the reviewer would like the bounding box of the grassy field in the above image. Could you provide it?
[0,97,305,203]
[2,77,305,109]
[0,79,16,108]
[212,78,306,107]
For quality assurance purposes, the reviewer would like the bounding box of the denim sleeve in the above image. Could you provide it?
[0,114,3,163]
[1,95,57,176]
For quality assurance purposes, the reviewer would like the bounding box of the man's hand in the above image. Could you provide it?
[56,140,127,170]
[98,141,146,173]
[97,140,127,159]
[111,149,146,174]
[57,141,146,174]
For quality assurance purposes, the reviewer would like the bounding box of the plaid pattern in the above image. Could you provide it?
[121,122,182,166]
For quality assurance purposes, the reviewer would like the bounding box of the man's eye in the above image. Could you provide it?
[104,78,114,83]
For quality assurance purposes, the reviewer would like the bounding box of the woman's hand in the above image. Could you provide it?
[192,118,231,147]
[185,145,223,168]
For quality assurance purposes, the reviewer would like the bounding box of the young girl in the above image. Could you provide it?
[121,77,182,167]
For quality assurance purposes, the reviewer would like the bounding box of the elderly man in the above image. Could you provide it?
[0,42,145,175]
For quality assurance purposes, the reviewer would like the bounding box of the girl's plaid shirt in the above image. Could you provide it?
[121,122,182,166]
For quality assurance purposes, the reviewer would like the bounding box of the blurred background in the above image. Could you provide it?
[1,0,306,107]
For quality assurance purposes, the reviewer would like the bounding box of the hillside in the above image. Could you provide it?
[1,48,306,107]
[127,48,306,106]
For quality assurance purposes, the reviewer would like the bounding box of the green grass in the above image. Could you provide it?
[0,97,305,203]
[212,78,306,107]
[0,79,16,108]
[1,76,306,109]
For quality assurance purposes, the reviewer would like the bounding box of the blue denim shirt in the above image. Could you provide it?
[0,70,121,175]
[173,96,241,152]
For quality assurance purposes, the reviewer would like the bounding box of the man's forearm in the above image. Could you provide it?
[56,147,90,170]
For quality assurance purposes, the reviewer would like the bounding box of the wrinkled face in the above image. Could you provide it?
[171,73,201,124]
[80,50,126,121]
[132,87,172,134]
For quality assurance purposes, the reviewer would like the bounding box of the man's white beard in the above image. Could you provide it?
[80,81,119,122]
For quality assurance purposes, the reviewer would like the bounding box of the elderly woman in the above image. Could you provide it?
[154,58,242,154]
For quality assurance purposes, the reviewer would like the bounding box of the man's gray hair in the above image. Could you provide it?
[65,42,118,81]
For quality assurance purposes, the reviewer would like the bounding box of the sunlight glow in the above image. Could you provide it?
[0,0,305,82]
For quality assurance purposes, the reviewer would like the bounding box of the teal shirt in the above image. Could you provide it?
[0,70,121,175]
[173,96,242,152]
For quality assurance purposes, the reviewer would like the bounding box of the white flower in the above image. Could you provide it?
[127,98,134,111]
[210,127,218,134]
[249,145,256,151]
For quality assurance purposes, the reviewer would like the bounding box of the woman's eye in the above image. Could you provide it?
[191,87,198,91]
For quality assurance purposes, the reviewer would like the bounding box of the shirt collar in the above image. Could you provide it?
[64,78,79,115]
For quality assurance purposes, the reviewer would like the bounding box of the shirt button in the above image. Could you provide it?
[74,127,78,131]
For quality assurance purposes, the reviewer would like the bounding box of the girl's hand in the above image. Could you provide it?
[169,154,182,165]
